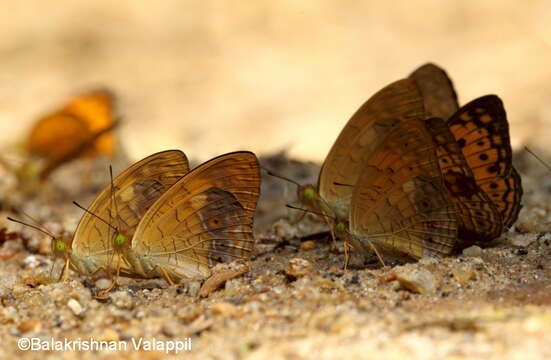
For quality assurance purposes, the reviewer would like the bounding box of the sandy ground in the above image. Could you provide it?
[0,151,549,360]
[0,2,550,359]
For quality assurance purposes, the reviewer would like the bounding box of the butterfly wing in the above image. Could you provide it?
[409,63,459,120]
[71,150,190,275]
[349,118,457,259]
[129,151,261,280]
[58,89,117,157]
[318,79,426,219]
[446,95,522,229]
[425,117,502,244]
[27,89,118,180]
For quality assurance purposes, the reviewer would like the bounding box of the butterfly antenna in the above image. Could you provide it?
[261,166,301,187]
[525,146,551,172]
[72,201,118,231]
[285,204,337,223]
[109,165,122,230]
[6,217,56,239]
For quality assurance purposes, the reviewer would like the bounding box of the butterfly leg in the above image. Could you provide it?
[158,266,176,286]
[58,258,71,282]
[96,257,122,298]
[288,209,307,225]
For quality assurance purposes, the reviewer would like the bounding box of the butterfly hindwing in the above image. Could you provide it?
[350,118,457,259]
[425,117,502,244]
[447,95,522,230]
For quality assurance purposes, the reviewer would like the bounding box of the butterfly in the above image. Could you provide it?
[288,77,427,253]
[19,89,119,183]
[348,95,522,260]
[50,150,190,281]
[70,150,260,293]
[295,63,453,228]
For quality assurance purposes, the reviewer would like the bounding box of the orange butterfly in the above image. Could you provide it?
[19,89,119,183]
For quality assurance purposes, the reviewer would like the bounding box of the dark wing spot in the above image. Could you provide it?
[208,217,221,228]
[479,153,489,161]
[489,182,498,189]
[457,138,466,148]
[477,141,485,146]
[487,165,498,174]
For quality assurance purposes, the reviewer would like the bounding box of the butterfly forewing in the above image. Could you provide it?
[130,151,261,280]
[71,150,190,275]
[350,118,457,259]
[409,63,459,120]
[318,79,426,219]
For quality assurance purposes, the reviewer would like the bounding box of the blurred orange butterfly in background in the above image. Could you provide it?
[20,88,119,182]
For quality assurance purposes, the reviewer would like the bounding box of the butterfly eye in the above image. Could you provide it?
[115,234,126,246]
[336,222,345,233]
[303,188,315,201]
[55,240,66,252]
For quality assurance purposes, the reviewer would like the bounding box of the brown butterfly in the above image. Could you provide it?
[287,78,427,255]
[122,151,261,284]
[44,150,190,282]
[348,95,522,260]
[19,89,119,183]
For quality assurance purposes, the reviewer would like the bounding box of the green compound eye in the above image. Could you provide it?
[303,187,315,201]
[55,240,66,252]
[115,234,126,246]
[335,222,345,233]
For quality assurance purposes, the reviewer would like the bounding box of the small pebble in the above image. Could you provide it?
[284,258,314,278]
[395,266,437,295]
[187,281,202,297]
[300,240,316,251]
[95,278,112,290]
[18,319,41,333]
[110,291,134,310]
[67,299,83,316]
[463,245,483,257]
[511,234,535,248]
[452,268,476,286]
[210,302,238,316]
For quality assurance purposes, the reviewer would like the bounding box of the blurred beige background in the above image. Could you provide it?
[1,0,551,162]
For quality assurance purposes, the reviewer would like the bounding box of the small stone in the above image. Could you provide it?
[452,267,476,287]
[418,256,439,265]
[187,281,202,297]
[395,266,437,295]
[110,291,134,310]
[284,258,314,279]
[300,240,316,251]
[12,285,29,297]
[23,255,41,269]
[272,219,299,240]
[95,278,112,290]
[210,302,237,316]
[18,319,41,333]
[95,328,119,342]
[67,299,83,316]
[510,234,535,248]
[463,245,483,257]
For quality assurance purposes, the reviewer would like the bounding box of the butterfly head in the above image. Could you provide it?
[112,228,132,250]
[51,233,73,259]
[298,184,317,207]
